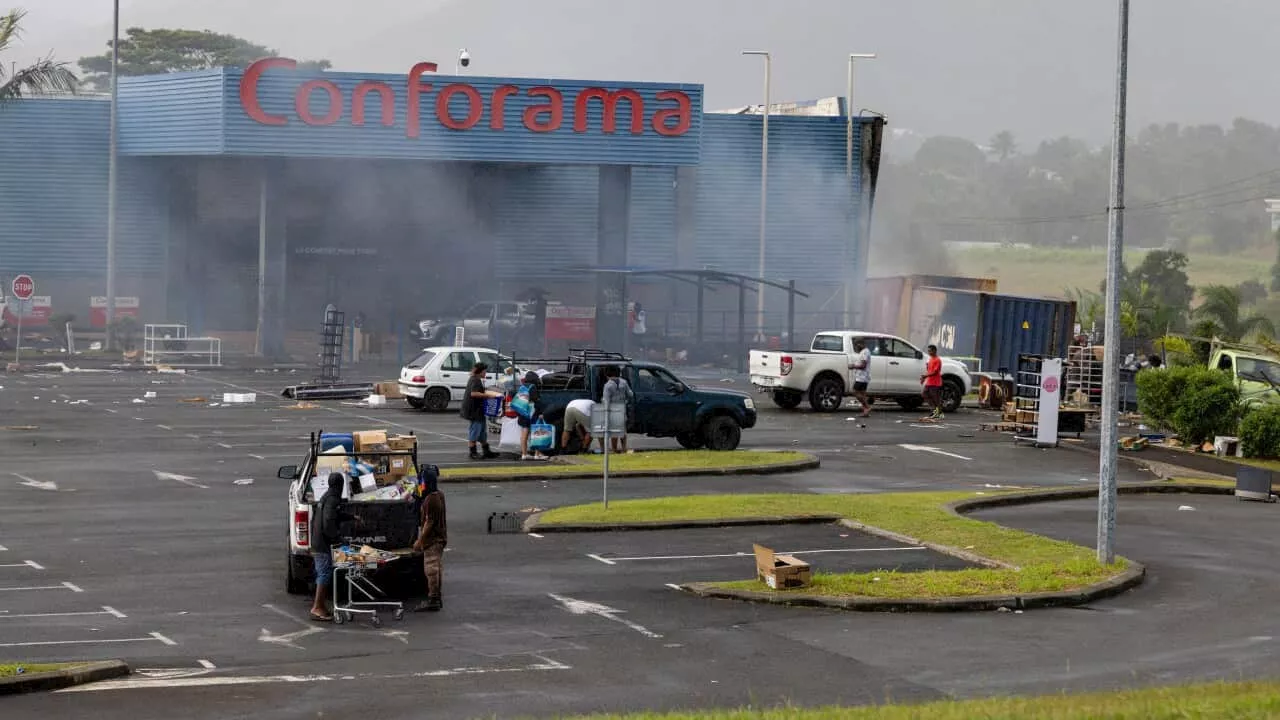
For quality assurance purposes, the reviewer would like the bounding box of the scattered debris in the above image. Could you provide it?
[132,398,146,404]
[1178,505,1196,512]
[283,402,319,410]
[233,479,254,486]
[996,606,1012,613]
[221,393,257,404]
[1119,436,1149,451]
[144,391,157,399]
[156,366,187,375]
[518,506,544,514]
[179,397,208,403]
[67,400,88,405]
[2,425,38,431]
[89,342,102,351]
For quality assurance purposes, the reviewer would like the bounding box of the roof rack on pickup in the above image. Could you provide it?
[567,348,631,362]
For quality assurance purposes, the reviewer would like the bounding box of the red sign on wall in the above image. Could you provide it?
[3,295,51,326]
[545,305,596,342]
[239,57,694,138]
[89,297,140,328]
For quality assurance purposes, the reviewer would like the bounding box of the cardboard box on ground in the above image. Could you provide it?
[374,382,404,399]
[753,544,811,590]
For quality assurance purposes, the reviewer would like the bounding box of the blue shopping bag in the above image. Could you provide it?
[529,420,554,451]
[483,395,505,418]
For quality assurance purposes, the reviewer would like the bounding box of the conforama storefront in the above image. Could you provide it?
[0,60,883,355]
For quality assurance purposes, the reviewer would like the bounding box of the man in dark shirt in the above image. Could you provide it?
[461,362,501,460]
[412,470,448,611]
[310,472,353,622]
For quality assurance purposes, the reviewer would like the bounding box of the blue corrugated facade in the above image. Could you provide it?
[695,115,859,280]
[0,98,167,278]
[0,65,882,330]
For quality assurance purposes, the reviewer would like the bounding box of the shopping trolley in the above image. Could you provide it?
[330,545,405,627]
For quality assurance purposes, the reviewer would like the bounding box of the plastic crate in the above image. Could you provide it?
[487,512,523,534]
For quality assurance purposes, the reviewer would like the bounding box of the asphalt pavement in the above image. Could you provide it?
[2,364,1249,719]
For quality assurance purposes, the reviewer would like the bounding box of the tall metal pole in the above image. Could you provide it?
[845,53,876,327]
[104,0,120,349]
[742,50,771,342]
[1097,0,1131,565]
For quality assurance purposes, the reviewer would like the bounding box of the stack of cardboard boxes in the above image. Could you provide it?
[315,430,422,502]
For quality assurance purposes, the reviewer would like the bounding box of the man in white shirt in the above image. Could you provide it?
[850,338,872,417]
[561,397,596,453]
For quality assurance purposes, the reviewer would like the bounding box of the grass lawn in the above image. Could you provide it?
[0,663,82,678]
[951,246,1268,298]
[537,492,1125,598]
[440,450,811,478]
[568,680,1280,719]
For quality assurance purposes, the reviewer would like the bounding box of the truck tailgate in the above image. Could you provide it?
[338,499,422,549]
[749,350,784,385]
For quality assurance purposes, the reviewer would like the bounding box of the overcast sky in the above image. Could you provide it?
[17,0,1280,145]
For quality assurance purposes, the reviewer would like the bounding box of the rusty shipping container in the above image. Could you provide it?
[907,287,1076,373]
[863,274,997,336]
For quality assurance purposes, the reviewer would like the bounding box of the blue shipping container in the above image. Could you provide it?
[907,288,1076,373]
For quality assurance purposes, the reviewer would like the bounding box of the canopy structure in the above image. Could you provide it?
[568,266,810,371]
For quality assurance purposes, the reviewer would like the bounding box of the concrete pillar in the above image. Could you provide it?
[255,161,288,358]
[595,166,631,351]
[164,159,196,328]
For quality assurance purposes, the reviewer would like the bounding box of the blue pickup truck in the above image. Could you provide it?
[530,351,757,452]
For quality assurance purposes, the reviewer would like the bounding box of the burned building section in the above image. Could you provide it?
[0,60,883,360]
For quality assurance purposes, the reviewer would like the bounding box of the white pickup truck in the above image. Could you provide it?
[749,331,972,413]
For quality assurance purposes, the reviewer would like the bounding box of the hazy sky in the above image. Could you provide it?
[17,0,1280,145]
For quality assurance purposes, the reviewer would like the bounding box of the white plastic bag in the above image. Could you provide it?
[498,417,523,452]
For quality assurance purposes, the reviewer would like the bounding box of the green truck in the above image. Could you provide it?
[1209,343,1280,408]
[530,350,758,452]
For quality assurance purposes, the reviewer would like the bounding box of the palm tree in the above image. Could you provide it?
[0,9,78,100]
[1194,285,1276,342]
[988,130,1018,162]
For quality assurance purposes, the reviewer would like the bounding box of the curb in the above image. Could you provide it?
[681,563,1147,613]
[442,453,820,484]
[523,513,841,533]
[532,481,1231,612]
[0,661,130,695]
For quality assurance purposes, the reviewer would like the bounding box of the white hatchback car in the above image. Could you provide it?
[398,346,513,412]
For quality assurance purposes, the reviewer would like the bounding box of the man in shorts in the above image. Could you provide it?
[462,362,501,460]
[561,397,595,454]
[920,344,944,420]
[849,338,872,417]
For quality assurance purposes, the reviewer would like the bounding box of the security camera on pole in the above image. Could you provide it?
[11,274,35,366]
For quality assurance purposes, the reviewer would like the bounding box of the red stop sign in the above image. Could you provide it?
[11,274,34,301]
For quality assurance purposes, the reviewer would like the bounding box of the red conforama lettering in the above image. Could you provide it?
[239,57,693,137]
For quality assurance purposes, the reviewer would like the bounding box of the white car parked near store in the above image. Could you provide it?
[398,346,514,412]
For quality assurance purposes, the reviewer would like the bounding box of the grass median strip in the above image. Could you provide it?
[441,450,811,479]
[0,663,84,678]
[568,679,1280,719]
[537,492,1126,598]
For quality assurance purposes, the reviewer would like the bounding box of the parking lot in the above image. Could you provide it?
[9,365,1267,719]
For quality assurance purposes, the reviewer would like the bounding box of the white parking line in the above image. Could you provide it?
[63,655,570,692]
[0,606,126,620]
[0,633,175,648]
[0,560,43,569]
[0,581,83,592]
[197,659,216,669]
[590,547,926,563]
[248,454,266,461]
[0,545,7,551]
[151,631,178,646]
[156,424,172,431]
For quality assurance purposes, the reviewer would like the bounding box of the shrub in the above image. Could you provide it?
[1240,405,1280,459]
[1136,365,1241,443]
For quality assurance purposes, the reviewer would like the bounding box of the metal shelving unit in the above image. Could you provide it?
[1065,345,1103,409]
[1013,354,1063,448]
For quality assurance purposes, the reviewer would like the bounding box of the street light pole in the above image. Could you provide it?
[1098,0,1131,565]
[845,53,876,328]
[742,50,771,342]
[104,0,119,348]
